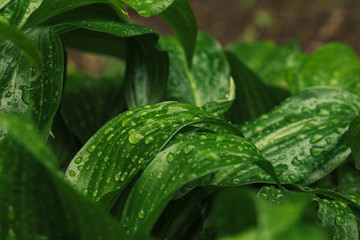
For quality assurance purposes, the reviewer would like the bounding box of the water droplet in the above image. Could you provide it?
[69,170,76,177]
[290,150,296,155]
[156,171,163,179]
[104,127,114,135]
[310,146,324,157]
[310,133,324,143]
[157,120,166,128]
[104,157,109,162]
[145,135,154,144]
[335,215,345,227]
[87,144,96,153]
[93,190,98,198]
[289,103,298,109]
[120,172,128,181]
[74,157,82,164]
[166,152,175,163]
[126,110,134,116]
[77,165,83,171]
[289,174,297,182]
[138,209,145,219]
[128,131,144,144]
[184,145,195,154]
[291,157,301,166]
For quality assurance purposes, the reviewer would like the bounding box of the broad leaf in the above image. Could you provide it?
[240,87,360,184]
[121,0,174,17]
[0,114,126,239]
[65,102,241,210]
[225,51,290,124]
[288,43,360,95]
[160,32,232,110]
[348,116,360,169]
[0,17,42,74]
[228,40,301,88]
[315,198,358,240]
[125,35,169,108]
[0,26,63,140]
[120,132,266,238]
[159,0,197,66]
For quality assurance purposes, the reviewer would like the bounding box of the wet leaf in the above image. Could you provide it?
[240,87,360,184]
[160,32,232,111]
[348,116,360,169]
[315,198,358,240]
[0,114,127,240]
[0,27,63,140]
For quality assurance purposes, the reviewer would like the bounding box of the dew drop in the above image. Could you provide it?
[184,145,195,154]
[289,174,297,182]
[92,190,98,198]
[156,171,163,179]
[335,215,345,227]
[310,133,324,143]
[120,172,128,181]
[87,144,96,153]
[291,157,301,166]
[106,133,114,142]
[145,135,154,144]
[310,146,324,157]
[128,131,144,144]
[69,170,76,177]
[126,110,134,116]
[166,152,175,163]
[138,209,145,219]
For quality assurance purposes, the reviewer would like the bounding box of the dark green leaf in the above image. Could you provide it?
[61,73,126,144]
[121,0,174,17]
[0,17,42,75]
[125,35,169,108]
[228,40,301,88]
[0,114,126,239]
[65,102,241,210]
[240,87,360,184]
[315,198,358,240]
[159,0,197,66]
[25,0,127,28]
[0,27,63,140]
[348,116,360,169]
[225,51,290,124]
[120,132,265,238]
[160,32,232,112]
[288,43,360,95]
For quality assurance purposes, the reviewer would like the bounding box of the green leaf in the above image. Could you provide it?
[225,51,290,124]
[25,0,127,28]
[288,43,360,95]
[0,26,63,140]
[0,17,42,75]
[159,0,197,66]
[0,114,127,239]
[315,198,358,240]
[160,32,232,109]
[124,35,169,108]
[348,116,360,169]
[61,73,126,144]
[240,87,360,184]
[65,102,241,210]
[0,0,11,10]
[120,132,266,238]
[121,0,174,17]
[228,40,301,88]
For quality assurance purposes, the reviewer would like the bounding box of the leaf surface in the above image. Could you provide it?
[240,87,360,184]
[348,116,360,169]
[0,27,63,140]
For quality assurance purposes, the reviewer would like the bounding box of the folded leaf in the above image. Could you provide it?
[0,114,127,240]
[0,27,63,140]
[65,102,241,210]
[240,87,360,184]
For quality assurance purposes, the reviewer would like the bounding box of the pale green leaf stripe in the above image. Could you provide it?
[0,17,42,75]
[0,0,11,10]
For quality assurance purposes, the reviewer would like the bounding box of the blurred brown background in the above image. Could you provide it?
[68,0,360,76]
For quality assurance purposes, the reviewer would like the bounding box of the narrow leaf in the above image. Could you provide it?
[240,87,360,184]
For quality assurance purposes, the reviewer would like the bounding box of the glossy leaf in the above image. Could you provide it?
[240,87,360,184]
[225,51,290,124]
[0,27,63,140]
[121,0,174,17]
[159,0,197,66]
[120,132,266,238]
[0,114,127,239]
[24,0,127,28]
[160,32,232,109]
[65,102,241,210]
[315,198,358,240]
[124,35,169,108]
[288,43,360,95]
[0,17,42,74]
[228,40,301,88]
[348,116,360,169]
